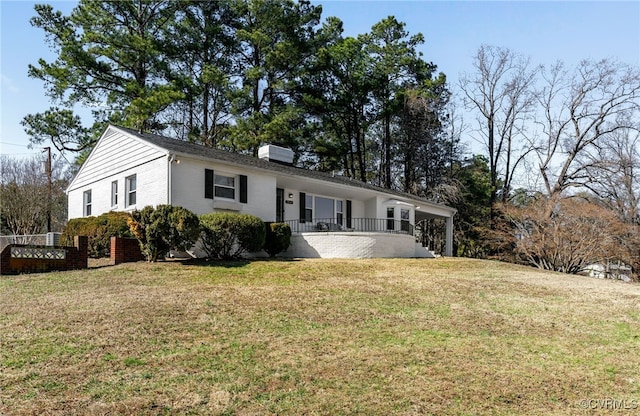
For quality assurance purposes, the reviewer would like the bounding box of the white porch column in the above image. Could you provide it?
[445,215,454,257]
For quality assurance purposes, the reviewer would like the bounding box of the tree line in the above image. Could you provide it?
[22,0,454,196]
[4,0,639,279]
[458,45,640,279]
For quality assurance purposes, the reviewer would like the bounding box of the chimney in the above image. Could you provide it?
[258,144,294,166]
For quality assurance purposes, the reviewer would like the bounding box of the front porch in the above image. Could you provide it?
[279,217,442,259]
[283,231,434,259]
[284,218,414,235]
[273,177,455,258]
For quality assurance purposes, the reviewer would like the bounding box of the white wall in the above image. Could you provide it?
[364,197,378,218]
[68,155,169,219]
[171,157,277,219]
[351,199,365,219]
[286,232,419,258]
[67,127,170,219]
[282,188,298,221]
[70,129,167,190]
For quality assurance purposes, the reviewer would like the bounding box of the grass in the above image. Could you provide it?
[1,258,639,415]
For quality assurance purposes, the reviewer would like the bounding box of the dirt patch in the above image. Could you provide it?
[88,257,114,268]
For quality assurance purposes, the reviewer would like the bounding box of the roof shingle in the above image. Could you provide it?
[113,125,454,211]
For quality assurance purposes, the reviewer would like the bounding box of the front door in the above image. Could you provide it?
[276,188,284,222]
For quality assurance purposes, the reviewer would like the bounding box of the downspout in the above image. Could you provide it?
[168,154,174,205]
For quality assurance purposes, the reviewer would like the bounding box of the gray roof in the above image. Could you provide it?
[114,125,455,212]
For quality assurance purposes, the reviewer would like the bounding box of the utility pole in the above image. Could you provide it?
[43,147,52,232]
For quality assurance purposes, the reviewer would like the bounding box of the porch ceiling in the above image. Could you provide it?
[276,175,374,200]
[277,175,455,220]
[415,210,447,221]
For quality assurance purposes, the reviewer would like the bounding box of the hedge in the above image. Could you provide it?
[200,212,266,260]
[61,211,132,258]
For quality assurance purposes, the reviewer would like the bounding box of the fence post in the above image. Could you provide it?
[0,246,11,274]
[74,236,88,269]
[111,236,144,265]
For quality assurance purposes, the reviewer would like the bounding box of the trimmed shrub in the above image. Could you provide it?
[61,211,132,257]
[263,222,292,257]
[94,211,134,256]
[61,217,93,247]
[128,205,200,262]
[200,212,266,260]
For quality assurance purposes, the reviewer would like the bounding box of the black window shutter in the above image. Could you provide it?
[239,175,248,203]
[299,192,306,223]
[205,169,214,199]
[346,199,352,228]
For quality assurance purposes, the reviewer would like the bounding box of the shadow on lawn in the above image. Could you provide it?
[180,257,301,268]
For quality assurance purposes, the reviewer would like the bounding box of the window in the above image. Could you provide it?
[305,194,313,222]
[336,200,343,225]
[205,169,247,203]
[401,208,410,232]
[387,207,395,230]
[111,181,118,207]
[301,195,345,224]
[214,173,235,199]
[300,194,345,225]
[83,190,92,216]
[315,196,334,221]
[126,174,137,207]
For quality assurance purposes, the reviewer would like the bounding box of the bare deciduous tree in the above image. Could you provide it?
[583,127,640,225]
[459,45,539,219]
[535,59,640,205]
[0,155,68,236]
[499,197,638,279]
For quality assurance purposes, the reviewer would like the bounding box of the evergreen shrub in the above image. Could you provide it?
[61,211,132,257]
[128,205,200,262]
[200,212,266,259]
[263,222,292,257]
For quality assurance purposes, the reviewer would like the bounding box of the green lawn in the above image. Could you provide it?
[1,258,639,415]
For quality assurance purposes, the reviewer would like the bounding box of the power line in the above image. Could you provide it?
[0,152,39,156]
[0,141,33,149]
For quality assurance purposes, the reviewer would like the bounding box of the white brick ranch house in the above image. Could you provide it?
[66,125,456,258]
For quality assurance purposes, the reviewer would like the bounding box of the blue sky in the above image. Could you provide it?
[1,0,639,159]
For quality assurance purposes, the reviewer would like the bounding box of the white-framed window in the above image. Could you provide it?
[125,174,137,207]
[386,207,395,230]
[305,194,313,222]
[111,180,118,207]
[401,208,410,232]
[315,196,335,220]
[303,195,344,225]
[214,173,235,199]
[83,190,92,216]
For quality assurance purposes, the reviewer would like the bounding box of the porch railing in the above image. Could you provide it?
[284,218,414,236]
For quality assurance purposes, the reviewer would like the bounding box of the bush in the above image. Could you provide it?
[200,212,266,260]
[61,217,93,247]
[496,198,639,278]
[263,222,291,257]
[128,205,201,262]
[61,211,132,257]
